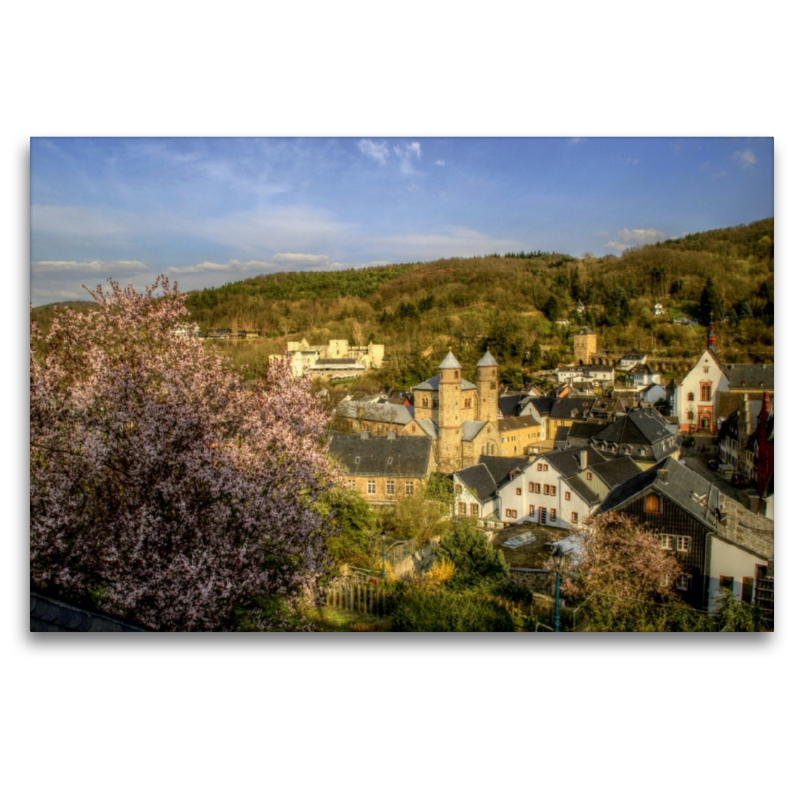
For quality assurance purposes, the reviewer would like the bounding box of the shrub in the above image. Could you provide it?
[390,588,515,632]
[435,521,510,589]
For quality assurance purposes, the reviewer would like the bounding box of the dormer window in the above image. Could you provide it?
[688,392,694,401]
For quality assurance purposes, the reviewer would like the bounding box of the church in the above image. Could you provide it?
[406,350,502,473]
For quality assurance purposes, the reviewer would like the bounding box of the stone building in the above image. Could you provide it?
[573,326,597,365]
[410,350,503,474]
[276,337,385,377]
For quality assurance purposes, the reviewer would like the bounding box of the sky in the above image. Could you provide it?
[30,136,774,306]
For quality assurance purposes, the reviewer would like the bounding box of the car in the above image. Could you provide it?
[707,459,719,471]
[730,473,749,488]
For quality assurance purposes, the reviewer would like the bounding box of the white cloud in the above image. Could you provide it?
[31,259,148,275]
[357,139,390,165]
[605,228,667,251]
[731,148,757,169]
[394,142,423,174]
[434,159,445,166]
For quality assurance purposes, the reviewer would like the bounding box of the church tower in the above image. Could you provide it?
[574,326,597,365]
[476,350,499,423]
[437,350,463,473]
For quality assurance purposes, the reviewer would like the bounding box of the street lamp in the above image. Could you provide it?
[381,530,387,581]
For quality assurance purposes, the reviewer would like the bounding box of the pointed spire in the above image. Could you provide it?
[708,313,717,349]
[438,349,461,369]
[477,350,499,368]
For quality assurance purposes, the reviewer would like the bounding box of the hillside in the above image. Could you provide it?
[31,219,774,387]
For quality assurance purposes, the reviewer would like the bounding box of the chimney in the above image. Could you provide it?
[657,467,669,483]
[387,430,397,440]
[360,430,369,440]
[579,450,588,470]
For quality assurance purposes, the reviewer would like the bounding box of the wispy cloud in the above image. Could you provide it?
[434,159,445,166]
[731,148,757,169]
[357,139,390,165]
[395,142,423,174]
[31,259,148,275]
[605,227,666,252]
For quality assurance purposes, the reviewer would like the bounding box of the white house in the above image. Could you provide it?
[653,303,664,316]
[453,456,529,531]
[617,354,647,373]
[585,364,615,383]
[555,366,585,384]
[630,363,661,387]
[673,329,729,433]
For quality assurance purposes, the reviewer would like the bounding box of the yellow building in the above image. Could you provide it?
[498,416,543,456]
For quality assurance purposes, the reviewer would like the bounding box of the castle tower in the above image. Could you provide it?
[437,350,463,473]
[574,326,597,365]
[476,350,499,423]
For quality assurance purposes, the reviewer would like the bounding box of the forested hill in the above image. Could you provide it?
[31,218,773,386]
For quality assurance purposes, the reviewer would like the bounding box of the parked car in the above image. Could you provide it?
[707,459,719,471]
[730,473,749,488]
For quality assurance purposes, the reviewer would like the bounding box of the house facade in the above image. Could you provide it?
[673,330,729,433]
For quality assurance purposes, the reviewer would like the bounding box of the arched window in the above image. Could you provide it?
[454,370,459,379]
[422,396,429,408]
[688,392,694,402]
[491,443,496,455]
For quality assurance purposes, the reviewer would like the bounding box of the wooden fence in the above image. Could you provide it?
[324,580,389,617]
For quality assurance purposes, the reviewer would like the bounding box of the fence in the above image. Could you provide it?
[323,579,389,617]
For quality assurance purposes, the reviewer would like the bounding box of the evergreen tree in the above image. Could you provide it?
[699,278,723,326]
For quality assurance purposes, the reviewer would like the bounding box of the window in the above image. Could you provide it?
[506,509,517,519]
[701,383,711,402]
[645,493,661,514]
[454,370,459,379]
[529,482,534,492]
[720,576,734,592]
[542,464,548,472]
[529,505,535,516]
[660,534,672,550]
[539,507,547,525]
[537,463,542,471]
[347,480,356,491]
[534,483,541,494]
[455,484,462,494]
[565,491,571,501]
[543,484,550,496]
[422,396,429,408]
[676,574,691,591]
[703,366,709,374]
[688,392,694,402]
[550,508,556,521]
[386,480,395,495]
[676,536,690,552]
[586,472,592,481]
[551,485,557,494]
[515,486,523,496]
[571,512,579,523]
[470,504,479,516]
[742,577,754,604]
[367,480,376,495]
[458,502,467,515]
[405,481,414,496]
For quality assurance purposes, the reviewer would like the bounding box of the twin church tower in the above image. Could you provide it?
[411,350,501,473]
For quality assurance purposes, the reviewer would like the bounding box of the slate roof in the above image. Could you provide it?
[590,409,677,460]
[411,374,477,391]
[526,397,555,416]
[550,396,596,420]
[479,455,530,487]
[499,416,540,434]
[477,350,499,367]
[590,456,642,490]
[724,363,774,391]
[455,463,497,503]
[564,474,602,506]
[461,420,488,442]
[498,392,528,417]
[577,326,594,335]
[314,358,361,366]
[543,446,608,479]
[439,350,462,369]
[30,591,147,632]
[328,434,433,477]
[554,421,608,450]
[337,400,414,426]
[415,418,439,439]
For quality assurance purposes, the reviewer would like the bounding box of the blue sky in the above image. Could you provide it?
[30,137,774,305]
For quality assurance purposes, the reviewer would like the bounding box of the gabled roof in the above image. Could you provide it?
[498,392,528,417]
[592,408,673,447]
[724,363,774,391]
[564,474,602,506]
[479,455,530,488]
[550,396,596,420]
[439,350,461,369]
[415,418,439,439]
[499,416,540,433]
[542,446,608,479]
[455,463,497,504]
[590,456,642,490]
[477,350,499,367]
[328,434,433,477]
[411,374,477,391]
[525,396,555,416]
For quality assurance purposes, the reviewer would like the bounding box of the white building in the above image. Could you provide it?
[653,303,664,316]
[673,329,729,433]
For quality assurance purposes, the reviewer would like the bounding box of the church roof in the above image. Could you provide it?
[439,350,461,369]
[411,374,477,392]
[477,350,499,367]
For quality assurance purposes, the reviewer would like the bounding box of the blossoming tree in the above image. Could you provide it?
[30,277,337,631]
